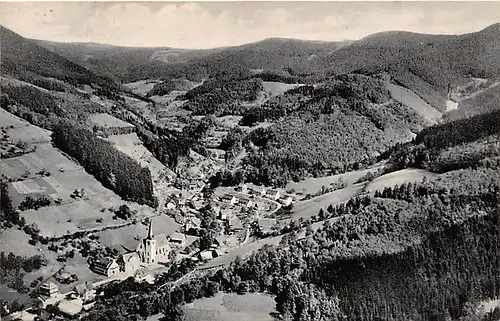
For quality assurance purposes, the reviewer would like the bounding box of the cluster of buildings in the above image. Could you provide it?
[235,184,294,206]
[31,281,97,319]
[89,219,190,277]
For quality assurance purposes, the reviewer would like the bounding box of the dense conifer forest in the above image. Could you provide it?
[52,121,156,206]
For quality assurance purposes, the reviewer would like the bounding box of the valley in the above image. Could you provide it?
[1,20,500,321]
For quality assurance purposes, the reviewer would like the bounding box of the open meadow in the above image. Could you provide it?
[291,168,436,221]
[97,215,179,252]
[124,80,159,96]
[286,163,386,196]
[364,168,437,193]
[0,143,82,180]
[182,292,277,321]
[386,83,442,124]
[107,133,167,180]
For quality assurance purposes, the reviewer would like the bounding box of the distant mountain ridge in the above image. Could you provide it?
[0,26,114,88]
[2,23,500,117]
[33,36,344,82]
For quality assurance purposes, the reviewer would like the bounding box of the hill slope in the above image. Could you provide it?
[316,23,500,111]
[35,37,345,82]
[0,26,114,88]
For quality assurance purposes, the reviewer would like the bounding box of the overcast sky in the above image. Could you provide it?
[1,1,499,48]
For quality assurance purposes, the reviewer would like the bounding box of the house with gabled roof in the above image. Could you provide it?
[221,194,238,205]
[169,232,187,247]
[279,195,293,206]
[238,196,253,208]
[235,183,248,193]
[265,189,280,201]
[90,257,120,277]
[185,216,202,232]
[228,217,243,234]
[117,252,140,273]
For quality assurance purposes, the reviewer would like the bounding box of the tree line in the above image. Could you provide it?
[389,110,500,173]
[52,121,156,206]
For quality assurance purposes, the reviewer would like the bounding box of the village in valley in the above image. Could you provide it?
[1,107,297,320]
[3,6,500,321]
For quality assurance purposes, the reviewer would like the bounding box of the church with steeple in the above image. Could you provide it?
[135,218,171,265]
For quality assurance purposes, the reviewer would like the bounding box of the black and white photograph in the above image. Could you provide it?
[0,1,499,320]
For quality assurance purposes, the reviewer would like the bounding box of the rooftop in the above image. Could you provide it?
[170,232,186,241]
[58,297,83,317]
[92,257,116,268]
[229,217,243,229]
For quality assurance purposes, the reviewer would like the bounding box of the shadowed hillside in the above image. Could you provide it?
[0,26,115,88]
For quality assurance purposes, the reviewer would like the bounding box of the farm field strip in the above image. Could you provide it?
[286,162,386,196]
[386,83,442,124]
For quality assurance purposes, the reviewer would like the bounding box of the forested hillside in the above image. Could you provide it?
[52,121,156,206]
[36,37,343,83]
[320,24,500,101]
[83,165,500,321]
[2,22,500,321]
[242,74,427,186]
[389,110,500,173]
[0,26,115,89]
[181,77,263,115]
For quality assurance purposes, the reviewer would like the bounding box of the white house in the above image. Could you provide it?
[117,252,140,273]
[279,195,293,206]
[221,194,238,205]
[73,282,96,303]
[252,186,267,196]
[39,282,59,299]
[218,206,234,221]
[185,217,202,232]
[235,184,248,193]
[199,250,214,261]
[265,189,280,201]
[166,202,176,210]
[90,257,120,277]
[228,217,243,234]
[238,196,253,208]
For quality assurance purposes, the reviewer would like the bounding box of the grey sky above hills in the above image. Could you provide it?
[1,1,500,49]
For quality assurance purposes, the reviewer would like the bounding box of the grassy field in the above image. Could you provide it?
[386,83,442,124]
[286,163,386,196]
[216,115,242,128]
[20,200,118,238]
[291,184,365,221]
[97,215,180,252]
[42,170,118,200]
[88,113,135,129]
[0,229,54,258]
[364,168,437,193]
[123,80,159,96]
[182,292,277,321]
[291,168,435,221]
[107,133,167,180]
[262,81,302,97]
[0,143,82,180]
[0,107,28,128]
[5,125,51,144]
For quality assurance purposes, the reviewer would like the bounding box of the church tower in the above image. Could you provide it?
[144,219,156,264]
